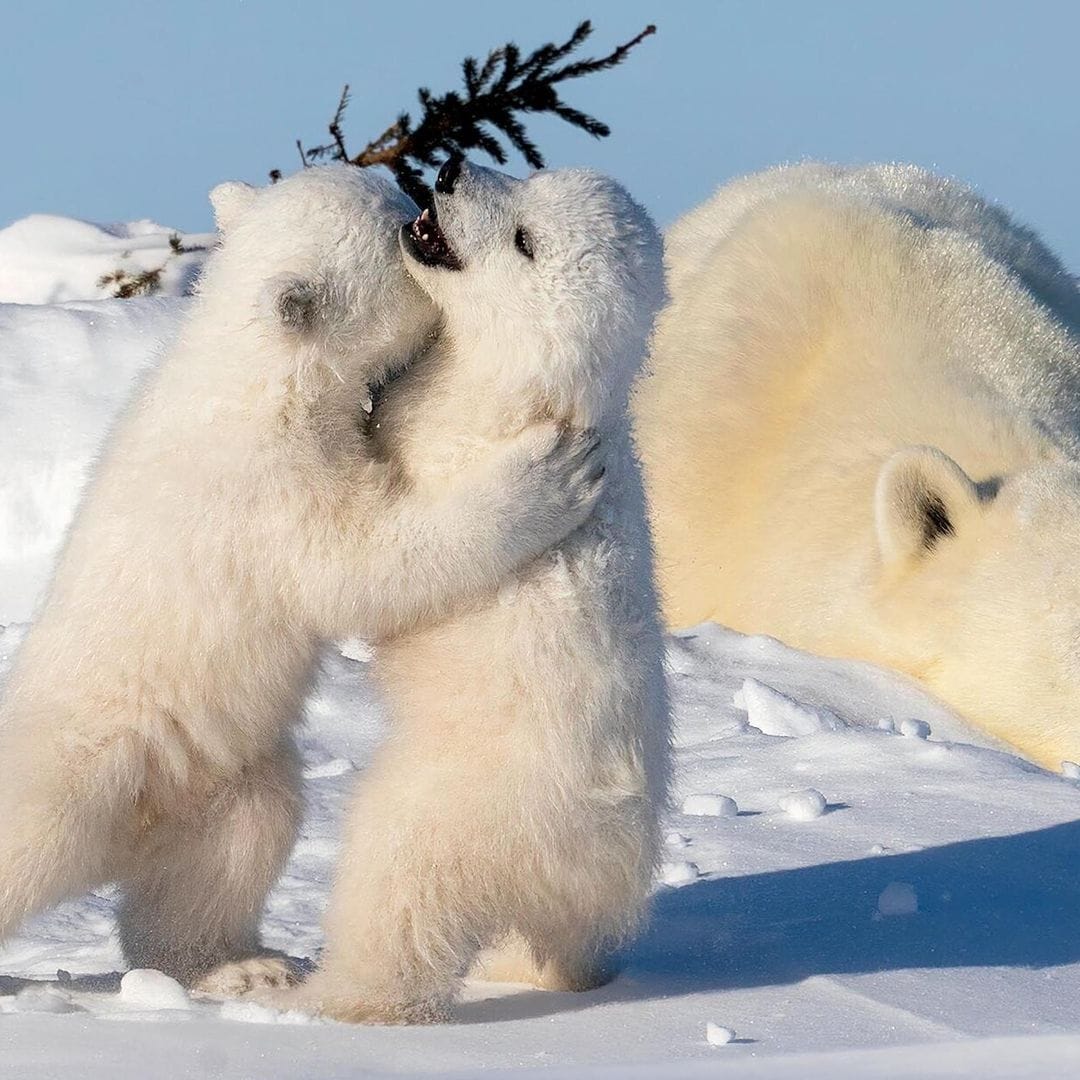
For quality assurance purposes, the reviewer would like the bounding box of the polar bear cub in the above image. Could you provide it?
[295,159,672,1023]
[0,164,605,991]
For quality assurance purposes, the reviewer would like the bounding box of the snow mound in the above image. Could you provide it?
[0,214,212,304]
[900,719,932,739]
[737,678,846,737]
[10,986,81,1014]
[661,861,701,886]
[118,969,190,1011]
[777,788,828,821]
[706,1022,736,1046]
[683,793,739,817]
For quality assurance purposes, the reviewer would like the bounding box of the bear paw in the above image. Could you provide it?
[260,980,450,1025]
[316,993,451,1026]
[192,955,299,999]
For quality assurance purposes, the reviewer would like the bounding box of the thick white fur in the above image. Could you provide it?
[292,163,672,1023]
[636,162,1080,769]
[0,165,607,988]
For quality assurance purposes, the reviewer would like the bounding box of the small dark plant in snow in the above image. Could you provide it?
[99,233,209,299]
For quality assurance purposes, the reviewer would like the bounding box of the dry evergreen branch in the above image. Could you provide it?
[99,233,208,299]
[287,20,656,203]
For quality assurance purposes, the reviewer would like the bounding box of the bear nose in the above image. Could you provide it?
[435,154,463,195]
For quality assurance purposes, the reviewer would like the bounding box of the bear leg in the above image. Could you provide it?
[472,928,616,992]
[0,728,144,944]
[291,758,494,1024]
[116,736,302,990]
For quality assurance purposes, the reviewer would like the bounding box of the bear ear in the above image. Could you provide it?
[262,274,328,336]
[875,446,982,567]
[209,181,257,232]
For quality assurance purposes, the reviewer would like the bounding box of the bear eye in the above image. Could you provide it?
[514,226,535,261]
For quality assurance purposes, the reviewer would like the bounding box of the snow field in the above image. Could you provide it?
[1,218,1080,1076]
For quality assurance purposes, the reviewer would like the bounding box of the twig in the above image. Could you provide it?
[288,21,656,203]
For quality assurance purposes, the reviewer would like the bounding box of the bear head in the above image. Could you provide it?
[398,157,666,427]
[875,444,1080,767]
[203,165,435,386]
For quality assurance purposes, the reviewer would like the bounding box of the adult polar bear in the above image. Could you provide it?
[637,162,1080,770]
[291,159,671,1024]
[0,165,605,991]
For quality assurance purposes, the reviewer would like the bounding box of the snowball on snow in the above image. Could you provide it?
[877,881,919,916]
[682,793,738,817]
[778,788,827,821]
[705,1022,735,1046]
[1062,760,1080,779]
[665,830,691,848]
[119,969,191,1010]
[661,861,700,885]
[899,719,932,739]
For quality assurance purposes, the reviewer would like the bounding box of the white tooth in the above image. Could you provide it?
[420,208,431,221]
[361,394,373,414]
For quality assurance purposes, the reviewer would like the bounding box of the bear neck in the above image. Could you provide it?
[439,308,633,433]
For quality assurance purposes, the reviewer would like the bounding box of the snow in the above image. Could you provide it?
[2,220,1080,1077]
[9,985,81,1015]
[0,296,189,624]
[737,677,846,736]
[777,788,828,821]
[118,969,191,1011]
[877,882,920,918]
[660,860,701,886]
[681,793,739,817]
[0,214,211,305]
[705,1022,736,1046]
[900,719,933,740]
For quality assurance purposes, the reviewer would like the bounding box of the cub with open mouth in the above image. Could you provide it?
[402,203,463,270]
[0,164,608,998]
[295,157,672,1023]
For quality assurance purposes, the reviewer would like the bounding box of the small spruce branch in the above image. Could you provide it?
[287,20,656,203]
[98,233,208,299]
[111,22,654,300]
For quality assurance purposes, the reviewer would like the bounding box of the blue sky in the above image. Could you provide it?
[5,1,1080,266]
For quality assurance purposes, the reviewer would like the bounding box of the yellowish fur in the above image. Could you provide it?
[289,162,671,1023]
[637,162,1080,769]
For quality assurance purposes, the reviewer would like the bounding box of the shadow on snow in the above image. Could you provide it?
[5,821,1080,1024]
[461,818,1080,1022]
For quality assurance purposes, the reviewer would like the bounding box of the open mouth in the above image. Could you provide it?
[401,206,463,270]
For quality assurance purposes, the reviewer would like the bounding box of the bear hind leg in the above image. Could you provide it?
[116,737,302,992]
[472,928,616,993]
[0,729,144,945]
